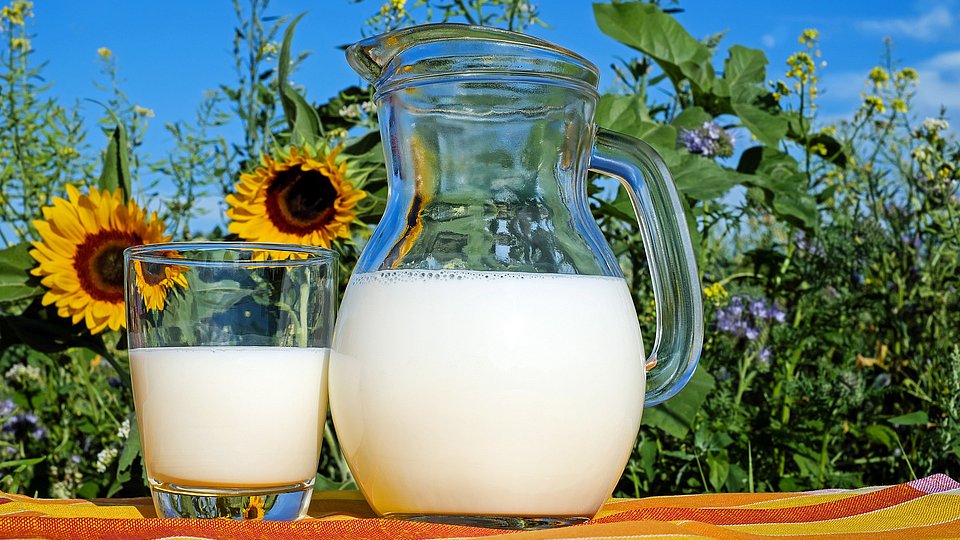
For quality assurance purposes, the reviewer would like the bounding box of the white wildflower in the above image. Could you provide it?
[95,447,118,473]
[922,118,950,133]
[116,418,131,440]
[5,363,42,385]
[50,481,72,499]
[338,104,361,119]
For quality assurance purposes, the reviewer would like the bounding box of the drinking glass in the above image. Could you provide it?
[124,242,337,520]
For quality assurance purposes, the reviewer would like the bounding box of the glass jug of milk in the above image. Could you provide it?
[331,23,703,529]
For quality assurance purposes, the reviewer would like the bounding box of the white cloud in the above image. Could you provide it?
[761,34,776,49]
[924,50,960,70]
[857,5,954,42]
[914,60,960,117]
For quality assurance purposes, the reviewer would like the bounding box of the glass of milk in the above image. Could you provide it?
[124,242,337,520]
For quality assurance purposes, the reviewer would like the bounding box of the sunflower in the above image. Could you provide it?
[133,257,188,312]
[243,496,267,520]
[226,145,366,247]
[29,185,173,334]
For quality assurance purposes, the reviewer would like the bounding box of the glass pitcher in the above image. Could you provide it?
[330,23,703,529]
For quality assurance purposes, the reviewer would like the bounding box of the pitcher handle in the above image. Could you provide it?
[589,127,703,406]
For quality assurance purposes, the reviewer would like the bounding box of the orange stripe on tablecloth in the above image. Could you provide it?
[0,515,506,540]
[454,520,755,539]
[592,483,923,526]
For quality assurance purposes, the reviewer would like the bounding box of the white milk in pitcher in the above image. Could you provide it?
[330,270,645,517]
[130,346,329,488]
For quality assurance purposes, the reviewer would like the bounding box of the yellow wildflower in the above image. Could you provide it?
[133,105,155,118]
[896,67,919,83]
[891,99,908,114]
[0,0,32,26]
[97,47,112,60]
[798,28,819,47]
[704,282,729,304]
[863,95,885,114]
[260,42,279,57]
[11,37,29,51]
[786,52,816,85]
[810,143,828,156]
[821,126,837,136]
[868,66,890,87]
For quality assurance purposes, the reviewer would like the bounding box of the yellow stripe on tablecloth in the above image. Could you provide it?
[732,486,887,510]
[727,493,960,535]
[0,497,145,519]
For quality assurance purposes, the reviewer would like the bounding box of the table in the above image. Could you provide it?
[0,474,958,539]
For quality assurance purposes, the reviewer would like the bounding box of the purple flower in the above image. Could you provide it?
[901,233,922,249]
[713,293,787,340]
[678,121,735,158]
[0,400,15,417]
[793,230,825,257]
[766,304,787,324]
[749,299,768,318]
[758,347,772,364]
[3,412,46,440]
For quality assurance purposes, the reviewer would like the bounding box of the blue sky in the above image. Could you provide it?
[26,0,960,165]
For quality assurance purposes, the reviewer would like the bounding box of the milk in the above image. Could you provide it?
[330,270,645,517]
[130,346,329,488]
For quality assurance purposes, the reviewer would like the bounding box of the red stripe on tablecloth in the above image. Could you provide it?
[592,482,923,526]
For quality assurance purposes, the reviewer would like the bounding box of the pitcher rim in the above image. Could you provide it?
[346,22,601,89]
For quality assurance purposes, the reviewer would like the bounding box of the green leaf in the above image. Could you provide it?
[671,154,744,201]
[865,424,900,449]
[278,13,322,145]
[707,451,730,492]
[314,473,357,491]
[117,414,141,473]
[670,106,712,129]
[791,452,820,479]
[805,132,848,168]
[0,456,44,469]
[888,411,929,426]
[596,94,649,136]
[642,367,715,439]
[722,45,767,97]
[594,2,715,92]
[98,123,132,202]
[732,102,787,148]
[0,243,41,303]
[736,147,817,228]
[596,95,677,154]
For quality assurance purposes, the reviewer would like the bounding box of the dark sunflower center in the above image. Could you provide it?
[139,262,168,286]
[265,166,338,235]
[74,231,140,303]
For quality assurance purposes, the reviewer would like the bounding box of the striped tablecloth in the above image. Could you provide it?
[0,474,957,539]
